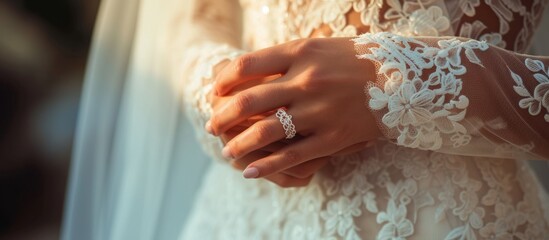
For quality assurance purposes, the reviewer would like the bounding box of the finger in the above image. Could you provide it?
[232,140,287,155]
[230,150,269,170]
[230,151,313,188]
[263,173,313,188]
[207,81,293,135]
[282,157,330,179]
[210,76,277,113]
[215,45,293,96]
[233,164,314,188]
[259,141,288,153]
[222,112,304,159]
[242,135,339,179]
[220,111,281,144]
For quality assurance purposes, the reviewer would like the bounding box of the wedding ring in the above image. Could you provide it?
[276,108,296,139]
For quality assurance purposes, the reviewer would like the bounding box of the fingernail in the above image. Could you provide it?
[222,146,233,159]
[205,120,213,134]
[243,167,259,179]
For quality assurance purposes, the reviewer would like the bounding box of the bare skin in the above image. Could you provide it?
[209,61,330,187]
[207,37,382,186]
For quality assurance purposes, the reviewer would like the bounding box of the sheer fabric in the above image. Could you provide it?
[180,0,549,239]
[61,0,212,239]
[355,34,549,159]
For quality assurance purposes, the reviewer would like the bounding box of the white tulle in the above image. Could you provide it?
[61,0,212,239]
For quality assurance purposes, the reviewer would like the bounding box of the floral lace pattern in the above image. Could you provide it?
[510,58,549,122]
[180,0,549,239]
[240,0,547,52]
[354,32,488,150]
[182,143,549,240]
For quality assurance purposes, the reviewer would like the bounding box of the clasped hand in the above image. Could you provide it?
[207,38,382,187]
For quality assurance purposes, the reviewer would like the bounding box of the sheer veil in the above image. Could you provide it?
[61,0,210,239]
[61,0,549,239]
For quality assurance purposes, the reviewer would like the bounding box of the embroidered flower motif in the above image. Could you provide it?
[393,6,450,36]
[453,179,482,222]
[459,21,486,39]
[383,80,435,128]
[320,1,353,30]
[282,186,324,240]
[436,188,457,222]
[450,133,472,148]
[510,58,549,122]
[320,196,362,237]
[479,221,513,240]
[434,48,464,74]
[331,25,358,37]
[363,191,379,213]
[381,180,419,224]
[355,32,488,150]
[458,0,481,16]
[376,199,414,240]
[480,33,506,48]
[436,38,488,72]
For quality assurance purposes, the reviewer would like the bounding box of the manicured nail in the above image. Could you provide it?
[243,167,259,179]
[205,120,213,134]
[222,146,233,159]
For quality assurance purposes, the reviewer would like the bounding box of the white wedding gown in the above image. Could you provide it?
[180,0,549,239]
[62,0,549,239]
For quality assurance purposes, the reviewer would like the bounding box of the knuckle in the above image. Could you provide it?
[213,84,223,96]
[293,39,321,57]
[232,93,254,115]
[227,141,241,158]
[282,150,301,164]
[233,55,254,76]
[298,69,323,91]
[295,65,328,93]
[253,123,273,143]
[209,116,220,134]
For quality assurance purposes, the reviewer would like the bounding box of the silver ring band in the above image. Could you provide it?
[275,108,296,139]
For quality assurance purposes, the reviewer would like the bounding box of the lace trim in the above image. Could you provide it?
[182,43,244,162]
[510,58,549,122]
[353,32,488,150]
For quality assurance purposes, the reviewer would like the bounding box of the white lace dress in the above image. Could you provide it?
[178,0,549,239]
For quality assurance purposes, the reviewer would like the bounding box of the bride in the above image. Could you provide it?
[62,0,549,239]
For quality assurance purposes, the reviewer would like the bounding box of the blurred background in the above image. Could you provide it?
[0,0,99,239]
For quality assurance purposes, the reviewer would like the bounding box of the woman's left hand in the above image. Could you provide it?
[207,37,382,179]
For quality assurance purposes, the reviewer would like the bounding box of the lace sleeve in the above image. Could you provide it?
[353,32,549,160]
[172,0,245,162]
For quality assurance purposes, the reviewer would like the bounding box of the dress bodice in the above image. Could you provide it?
[240,0,546,52]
